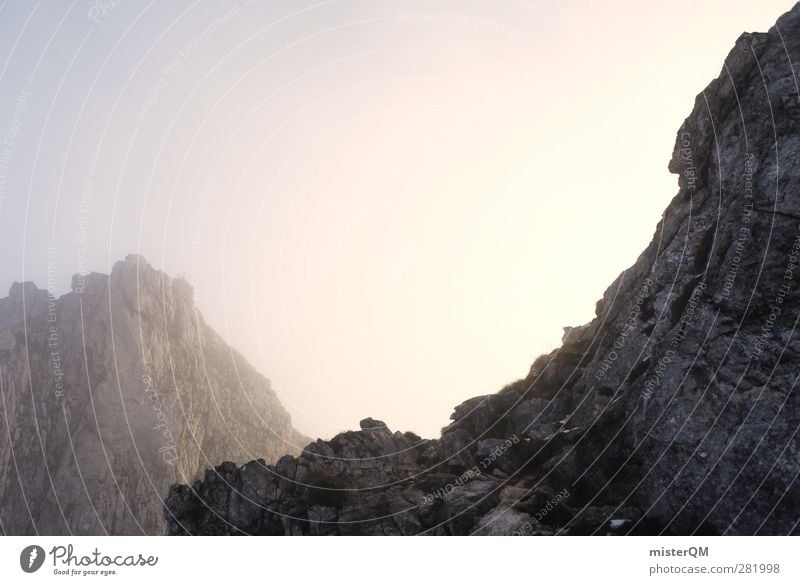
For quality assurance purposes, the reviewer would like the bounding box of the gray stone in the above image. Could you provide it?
[164,4,800,536]
[0,256,308,535]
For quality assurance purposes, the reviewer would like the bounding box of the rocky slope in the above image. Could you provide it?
[0,255,307,535]
[165,4,800,535]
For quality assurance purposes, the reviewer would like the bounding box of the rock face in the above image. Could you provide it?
[0,255,307,535]
[165,4,800,536]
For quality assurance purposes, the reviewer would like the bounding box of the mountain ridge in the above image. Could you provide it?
[0,254,308,535]
[164,3,800,535]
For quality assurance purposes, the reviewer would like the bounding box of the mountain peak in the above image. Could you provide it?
[0,255,307,535]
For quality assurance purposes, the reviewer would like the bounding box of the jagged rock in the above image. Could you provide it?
[0,256,307,534]
[359,417,388,431]
[165,4,800,535]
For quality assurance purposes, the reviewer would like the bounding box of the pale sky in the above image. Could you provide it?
[0,0,793,439]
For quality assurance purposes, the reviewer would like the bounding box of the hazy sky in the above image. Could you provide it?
[0,0,793,439]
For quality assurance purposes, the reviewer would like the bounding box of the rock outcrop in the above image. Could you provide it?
[0,255,307,535]
[165,4,800,535]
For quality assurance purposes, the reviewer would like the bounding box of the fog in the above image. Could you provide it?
[0,0,791,438]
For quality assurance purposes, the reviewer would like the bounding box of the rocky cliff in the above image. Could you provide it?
[165,4,800,536]
[0,255,307,535]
